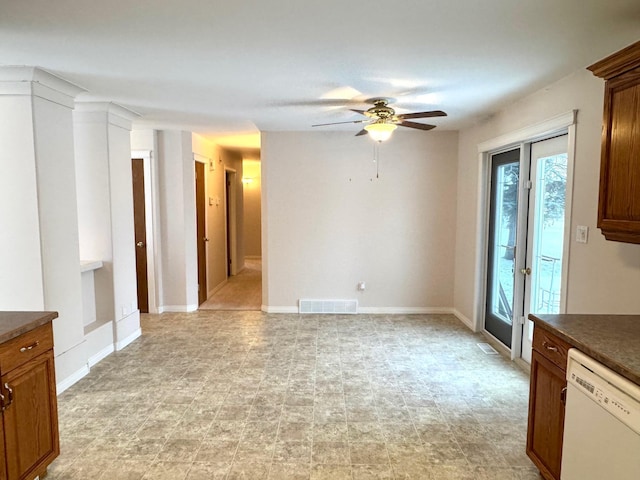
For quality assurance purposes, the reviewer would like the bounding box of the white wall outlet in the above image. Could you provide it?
[357,281,366,291]
[576,225,589,243]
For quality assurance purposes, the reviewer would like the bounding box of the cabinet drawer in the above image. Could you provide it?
[0,323,54,374]
[533,328,570,372]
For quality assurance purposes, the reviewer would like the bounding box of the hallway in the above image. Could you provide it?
[200,259,262,311]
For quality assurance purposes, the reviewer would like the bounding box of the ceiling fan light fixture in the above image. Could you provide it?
[364,121,397,142]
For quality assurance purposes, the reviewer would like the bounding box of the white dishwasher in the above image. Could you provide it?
[561,348,640,480]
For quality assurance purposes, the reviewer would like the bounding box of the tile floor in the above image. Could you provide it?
[48,312,540,479]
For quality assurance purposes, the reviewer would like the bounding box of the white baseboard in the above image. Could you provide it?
[262,305,298,313]
[452,308,475,331]
[116,328,142,351]
[56,365,90,395]
[358,307,454,315]
[87,344,114,368]
[261,305,462,316]
[207,279,228,298]
[161,304,199,312]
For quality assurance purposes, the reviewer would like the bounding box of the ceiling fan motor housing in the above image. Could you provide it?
[365,98,395,119]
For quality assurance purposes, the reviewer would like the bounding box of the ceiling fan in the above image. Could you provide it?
[312,97,447,142]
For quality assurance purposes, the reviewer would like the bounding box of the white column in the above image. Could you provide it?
[73,102,141,355]
[156,130,199,311]
[0,67,87,389]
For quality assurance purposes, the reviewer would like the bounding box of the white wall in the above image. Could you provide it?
[243,159,262,258]
[261,131,459,312]
[454,69,640,326]
[0,67,87,388]
[74,102,141,355]
[155,130,199,311]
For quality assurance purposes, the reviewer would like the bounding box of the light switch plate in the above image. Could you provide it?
[576,225,589,243]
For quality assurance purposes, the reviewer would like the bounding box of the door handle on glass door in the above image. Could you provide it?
[520,267,531,275]
[136,242,144,248]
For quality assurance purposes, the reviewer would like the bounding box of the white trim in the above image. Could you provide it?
[262,305,298,313]
[87,344,114,368]
[261,305,464,316]
[474,151,492,333]
[207,278,228,298]
[358,307,453,314]
[474,110,578,359]
[116,328,142,351]
[161,304,199,312]
[56,365,90,395]
[193,152,209,164]
[452,308,475,331]
[132,150,159,314]
[559,123,577,314]
[477,111,577,153]
[193,153,209,304]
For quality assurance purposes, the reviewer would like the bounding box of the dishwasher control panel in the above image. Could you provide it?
[567,348,640,435]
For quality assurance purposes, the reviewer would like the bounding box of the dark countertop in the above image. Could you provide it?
[530,313,640,386]
[0,311,58,344]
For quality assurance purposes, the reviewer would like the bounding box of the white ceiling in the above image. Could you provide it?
[2,0,639,149]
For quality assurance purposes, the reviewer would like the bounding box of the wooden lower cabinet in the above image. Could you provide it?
[527,327,571,480]
[0,321,59,480]
[0,419,6,480]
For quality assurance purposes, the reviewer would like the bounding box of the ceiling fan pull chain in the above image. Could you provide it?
[372,144,380,179]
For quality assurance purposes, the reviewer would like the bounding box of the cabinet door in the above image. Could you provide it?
[0,416,7,480]
[597,67,640,243]
[526,350,566,480]
[2,350,59,480]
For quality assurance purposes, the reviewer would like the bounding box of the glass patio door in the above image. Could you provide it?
[521,135,568,362]
[485,148,521,348]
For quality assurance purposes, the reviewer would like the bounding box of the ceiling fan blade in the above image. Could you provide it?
[312,119,368,127]
[350,109,366,115]
[355,129,368,136]
[398,120,436,131]
[396,110,447,120]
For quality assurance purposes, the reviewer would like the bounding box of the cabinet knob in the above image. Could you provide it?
[3,383,13,410]
[19,340,39,353]
[542,341,558,352]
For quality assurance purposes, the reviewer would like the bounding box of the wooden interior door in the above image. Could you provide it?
[131,158,149,313]
[195,161,207,304]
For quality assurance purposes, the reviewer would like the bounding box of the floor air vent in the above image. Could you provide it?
[477,342,499,355]
[299,299,358,314]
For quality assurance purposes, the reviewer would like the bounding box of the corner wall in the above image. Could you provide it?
[261,131,459,312]
[454,69,640,326]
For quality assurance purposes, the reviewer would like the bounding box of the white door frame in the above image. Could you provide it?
[474,111,577,361]
[131,150,159,314]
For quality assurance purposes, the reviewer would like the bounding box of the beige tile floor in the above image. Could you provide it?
[48,312,540,479]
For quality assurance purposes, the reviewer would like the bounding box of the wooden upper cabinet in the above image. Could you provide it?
[588,41,640,244]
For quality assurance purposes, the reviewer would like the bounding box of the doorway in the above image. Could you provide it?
[485,148,520,348]
[225,169,238,277]
[195,161,207,305]
[484,134,570,359]
[131,158,148,313]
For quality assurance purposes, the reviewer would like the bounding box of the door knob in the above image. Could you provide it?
[136,241,144,248]
[520,267,531,275]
